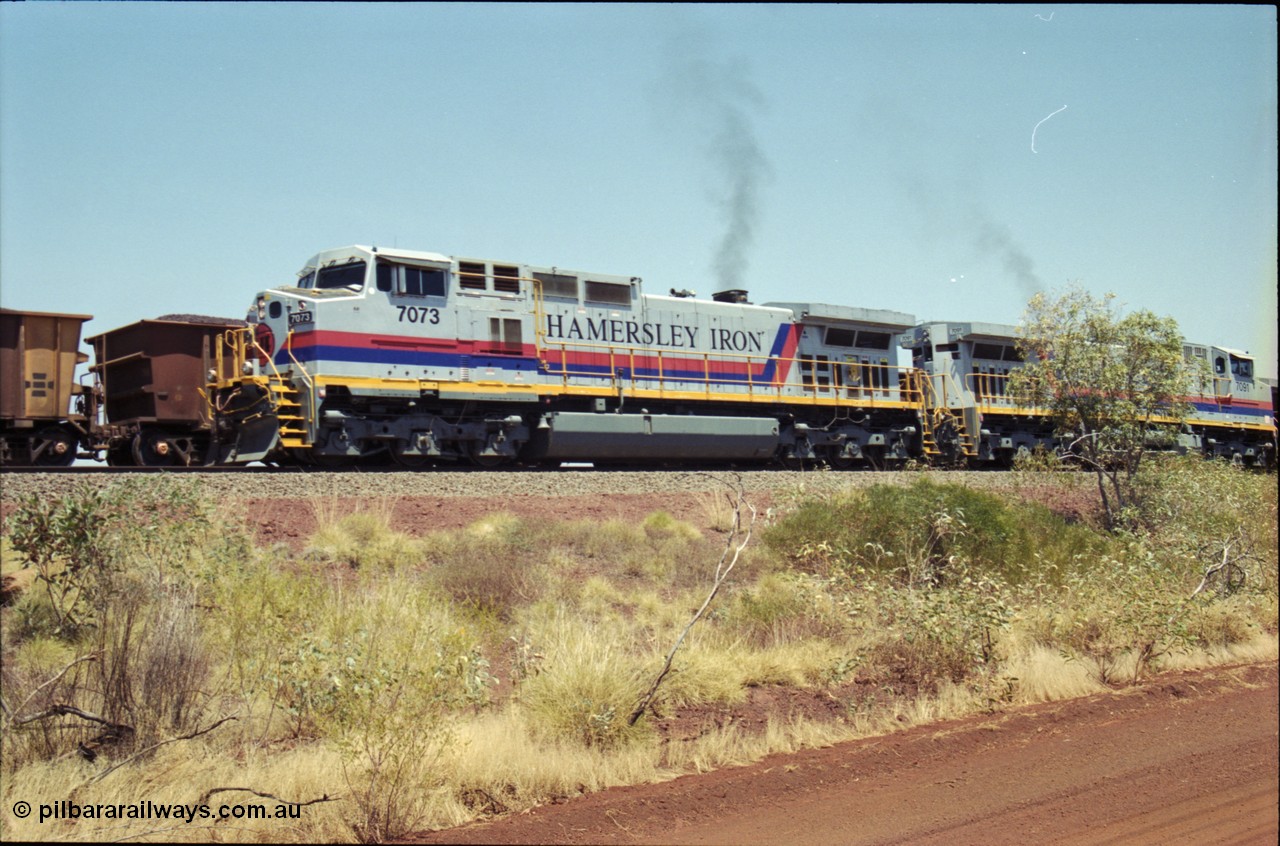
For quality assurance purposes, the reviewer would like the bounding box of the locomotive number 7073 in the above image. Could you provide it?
[397,305,441,325]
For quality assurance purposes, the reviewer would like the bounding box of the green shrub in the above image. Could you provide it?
[1180,598,1263,649]
[864,570,1013,690]
[1133,455,1279,590]
[3,478,244,640]
[424,517,542,619]
[1045,546,1189,684]
[766,479,1110,586]
[1,479,247,768]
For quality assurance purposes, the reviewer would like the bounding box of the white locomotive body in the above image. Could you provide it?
[223,245,921,467]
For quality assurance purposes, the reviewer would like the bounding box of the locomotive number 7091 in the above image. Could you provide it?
[397,305,441,325]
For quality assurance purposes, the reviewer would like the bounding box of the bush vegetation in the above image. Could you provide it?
[1,459,1275,842]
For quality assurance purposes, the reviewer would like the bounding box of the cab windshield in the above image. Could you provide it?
[297,261,367,290]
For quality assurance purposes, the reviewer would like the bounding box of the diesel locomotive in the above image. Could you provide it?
[207,245,924,468]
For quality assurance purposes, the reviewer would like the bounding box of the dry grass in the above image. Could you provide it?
[3,467,1276,842]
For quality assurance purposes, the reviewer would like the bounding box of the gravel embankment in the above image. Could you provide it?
[0,468,1001,503]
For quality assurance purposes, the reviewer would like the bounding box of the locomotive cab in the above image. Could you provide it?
[239,245,525,465]
[1181,342,1274,465]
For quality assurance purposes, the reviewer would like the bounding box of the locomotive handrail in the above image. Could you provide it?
[283,329,315,392]
[210,326,249,386]
[964,372,1051,415]
[532,278,547,363]
[537,338,919,408]
[969,371,1014,407]
[923,370,963,409]
[247,332,291,389]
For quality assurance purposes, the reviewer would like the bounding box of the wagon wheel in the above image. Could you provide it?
[32,426,77,467]
[106,443,134,466]
[131,429,179,467]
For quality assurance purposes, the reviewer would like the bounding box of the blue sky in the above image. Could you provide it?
[2,3,1275,375]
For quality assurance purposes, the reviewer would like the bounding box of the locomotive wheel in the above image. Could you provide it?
[32,426,77,467]
[827,448,858,470]
[390,443,432,468]
[131,429,179,467]
[468,444,512,468]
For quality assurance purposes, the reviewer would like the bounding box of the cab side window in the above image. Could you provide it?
[404,267,446,297]
[1229,356,1252,379]
[377,263,447,297]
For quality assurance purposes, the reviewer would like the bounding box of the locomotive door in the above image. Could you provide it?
[469,311,527,382]
[841,355,866,399]
[378,262,456,381]
[1211,353,1232,404]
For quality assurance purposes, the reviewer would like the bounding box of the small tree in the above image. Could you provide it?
[1010,287,1192,531]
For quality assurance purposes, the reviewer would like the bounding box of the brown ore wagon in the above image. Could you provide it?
[0,308,93,466]
[88,317,245,466]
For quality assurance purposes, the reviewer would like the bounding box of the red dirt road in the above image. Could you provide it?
[413,662,1279,846]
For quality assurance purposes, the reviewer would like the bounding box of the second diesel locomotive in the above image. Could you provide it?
[201,244,1275,469]
[901,322,1274,466]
